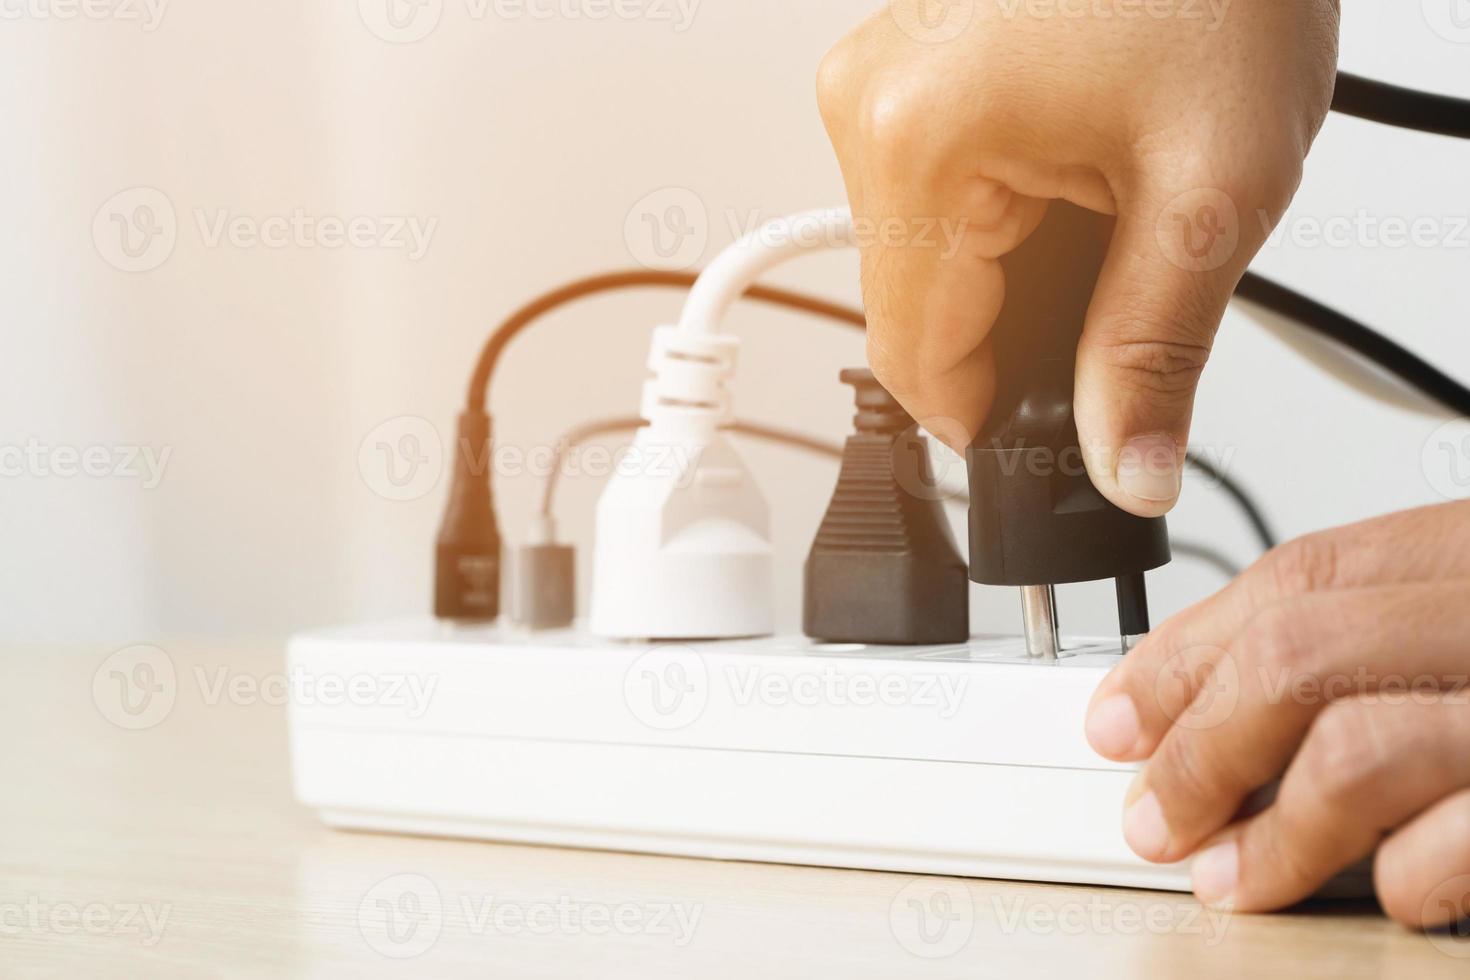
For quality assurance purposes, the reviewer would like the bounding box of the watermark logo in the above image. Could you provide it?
[990,894,1231,943]
[358,0,443,42]
[1423,419,1470,501]
[92,645,177,731]
[994,0,1231,31]
[1152,645,1239,732]
[623,646,709,730]
[1156,188,1239,273]
[0,0,170,30]
[725,665,969,718]
[359,416,444,502]
[1423,0,1470,43]
[890,0,975,45]
[0,439,172,489]
[359,874,444,959]
[93,187,177,273]
[889,880,974,958]
[1423,875,1470,958]
[625,187,709,271]
[0,897,172,947]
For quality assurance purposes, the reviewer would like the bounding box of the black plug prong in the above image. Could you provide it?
[1115,572,1150,654]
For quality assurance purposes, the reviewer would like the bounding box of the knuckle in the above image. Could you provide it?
[1263,532,1342,599]
[815,42,858,124]
[856,71,944,176]
[1093,334,1212,401]
[1152,729,1223,806]
[865,339,916,399]
[1297,702,1389,805]
[1241,605,1313,681]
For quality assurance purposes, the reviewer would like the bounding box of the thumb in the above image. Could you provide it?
[1075,183,1249,517]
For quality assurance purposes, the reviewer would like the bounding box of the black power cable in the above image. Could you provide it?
[1183,450,1278,552]
[1332,72,1470,141]
[1234,273,1470,419]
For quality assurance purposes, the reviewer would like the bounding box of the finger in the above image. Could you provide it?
[1375,789,1470,929]
[856,171,1048,451]
[1085,501,1470,761]
[1126,582,1470,863]
[1073,159,1280,517]
[1187,696,1470,913]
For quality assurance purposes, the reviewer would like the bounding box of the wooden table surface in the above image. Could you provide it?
[4,641,1466,978]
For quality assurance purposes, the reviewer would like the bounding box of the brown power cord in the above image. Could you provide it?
[467,270,867,411]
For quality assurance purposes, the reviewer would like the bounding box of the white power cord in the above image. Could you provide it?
[677,208,853,334]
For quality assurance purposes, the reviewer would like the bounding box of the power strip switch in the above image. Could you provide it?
[803,369,968,645]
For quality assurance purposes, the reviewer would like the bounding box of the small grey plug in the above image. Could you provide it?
[511,516,576,631]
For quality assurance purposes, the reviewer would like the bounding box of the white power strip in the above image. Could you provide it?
[287,619,1208,891]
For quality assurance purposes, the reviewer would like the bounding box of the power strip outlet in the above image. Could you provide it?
[287,620,1204,891]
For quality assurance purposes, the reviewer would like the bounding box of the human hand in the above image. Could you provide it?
[1084,500,1470,927]
[817,0,1339,515]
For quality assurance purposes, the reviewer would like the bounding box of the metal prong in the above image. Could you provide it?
[1020,585,1060,661]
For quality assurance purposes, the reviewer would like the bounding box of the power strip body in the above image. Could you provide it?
[288,619,1200,890]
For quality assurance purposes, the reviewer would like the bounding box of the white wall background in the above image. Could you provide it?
[2,0,1467,646]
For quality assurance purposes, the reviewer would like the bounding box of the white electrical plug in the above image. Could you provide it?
[588,327,772,639]
[588,208,855,640]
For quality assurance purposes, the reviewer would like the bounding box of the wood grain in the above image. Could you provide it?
[2,643,1462,978]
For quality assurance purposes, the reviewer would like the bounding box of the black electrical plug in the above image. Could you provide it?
[803,369,969,646]
[434,410,501,621]
[966,201,1171,655]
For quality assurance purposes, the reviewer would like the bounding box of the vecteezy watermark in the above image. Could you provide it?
[622,648,972,730]
[1257,666,1470,708]
[357,0,701,44]
[357,415,706,503]
[623,647,710,731]
[1423,875,1470,959]
[622,192,974,271]
[92,645,440,731]
[359,874,444,959]
[989,894,1232,944]
[0,439,172,489]
[195,664,440,717]
[92,646,178,731]
[93,187,177,273]
[1423,419,1470,501]
[994,0,1231,31]
[194,209,436,260]
[889,880,974,959]
[1152,645,1240,732]
[356,873,703,958]
[0,0,170,30]
[889,0,977,45]
[358,416,445,503]
[92,187,437,272]
[0,896,172,948]
[1259,208,1470,251]
[1423,0,1470,44]
[1156,187,1240,273]
[725,665,969,719]
[624,187,709,271]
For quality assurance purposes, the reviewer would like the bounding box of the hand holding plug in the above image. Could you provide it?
[817,0,1340,515]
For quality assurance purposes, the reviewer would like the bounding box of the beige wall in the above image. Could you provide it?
[3,0,1468,642]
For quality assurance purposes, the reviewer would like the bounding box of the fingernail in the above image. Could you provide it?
[1191,840,1239,908]
[1123,791,1171,860]
[1116,435,1182,504]
[1086,695,1141,758]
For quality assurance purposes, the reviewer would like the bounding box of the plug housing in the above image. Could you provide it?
[803,370,968,645]
[511,517,576,631]
[588,327,773,640]
[434,410,501,621]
